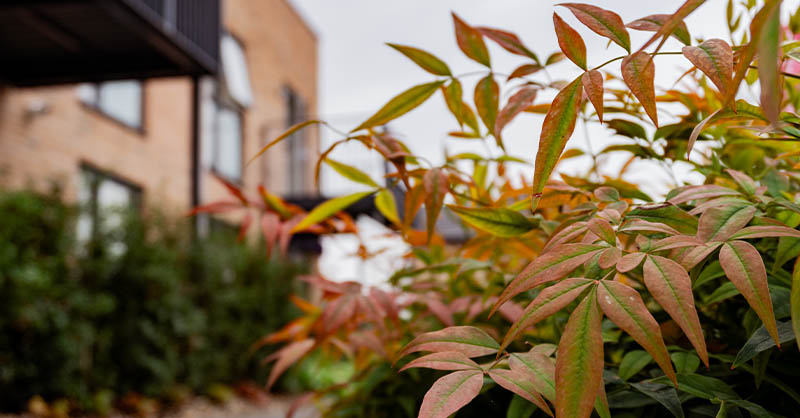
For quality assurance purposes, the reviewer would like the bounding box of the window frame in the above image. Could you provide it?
[78,79,146,134]
[77,162,143,241]
[283,85,308,195]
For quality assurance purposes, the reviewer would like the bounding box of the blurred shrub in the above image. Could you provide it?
[0,189,303,412]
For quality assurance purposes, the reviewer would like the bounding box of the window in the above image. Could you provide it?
[285,87,308,194]
[220,34,253,108]
[76,165,141,252]
[211,99,243,181]
[77,80,144,129]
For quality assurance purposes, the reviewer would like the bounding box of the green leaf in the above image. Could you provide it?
[559,3,631,52]
[725,400,785,418]
[637,0,706,53]
[492,243,605,315]
[630,381,685,418]
[705,281,740,304]
[474,74,500,138]
[247,120,322,165]
[598,280,677,385]
[398,326,500,359]
[643,255,708,366]
[618,350,652,381]
[443,80,465,128]
[375,189,399,224]
[627,14,691,46]
[553,12,587,70]
[531,74,584,210]
[555,287,605,418]
[353,81,444,132]
[448,205,538,237]
[670,352,700,374]
[733,321,795,367]
[682,39,733,96]
[418,370,484,418]
[292,191,375,232]
[501,278,594,351]
[757,1,782,125]
[719,240,780,345]
[387,43,452,76]
[627,204,698,235]
[506,395,537,418]
[588,218,616,246]
[453,13,491,67]
[654,373,737,401]
[622,51,658,126]
[793,258,800,350]
[326,158,380,188]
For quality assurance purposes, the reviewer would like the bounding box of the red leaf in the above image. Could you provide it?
[399,351,480,372]
[453,13,490,67]
[418,370,483,418]
[553,13,587,70]
[507,64,542,81]
[265,339,315,389]
[477,27,539,62]
[582,70,604,123]
[214,173,250,206]
[621,51,658,126]
[719,241,780,345]
[616,252,645,273]
[531,74,584,210]
[492,243,605,315]
[260,212,280,257]
[555,289,604,418]
[682,39,733,96]
[637,0,706,53]
[730,225,800,240]
[501,278,594,351]
[495,87,538,135]
[397,326,499,359]
[643,255,708,366]
[488,369,553,416]
[186,201,240,216]
[588,218,616,246]
[598,280,677,386]
[696,204,755,242]
[627,14,691,46]
[559,3,631,52]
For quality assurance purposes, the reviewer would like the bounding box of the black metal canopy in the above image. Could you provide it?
[0,0,220,86]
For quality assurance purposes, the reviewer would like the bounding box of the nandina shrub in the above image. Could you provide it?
[208,1,800,417]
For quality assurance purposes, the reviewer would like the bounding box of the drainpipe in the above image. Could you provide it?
[190,75,201,237]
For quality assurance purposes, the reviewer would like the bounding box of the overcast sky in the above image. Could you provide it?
[287,0,794,198]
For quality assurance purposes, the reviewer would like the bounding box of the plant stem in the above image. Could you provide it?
[591,51,683,71]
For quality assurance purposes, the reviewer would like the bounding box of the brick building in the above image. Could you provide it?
[0,0,318,235]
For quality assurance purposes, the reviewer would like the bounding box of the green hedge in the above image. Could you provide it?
[0,189,304,412]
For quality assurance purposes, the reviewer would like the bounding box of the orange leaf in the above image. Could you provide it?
[532,74,584,210]
[643,255,708,366]
[637,0,706,53]
[555,288,604,418]
[507,64,542,81]
[474,74,500,138]
[477,27,539,62]
[453,13,490,67]
[719,240,780,345]
[424,168,449,243]
[559,3,630,52]
[627,14,691,46]
[621,51,658,126]
[582,70,604,123]
[553,12,587,70]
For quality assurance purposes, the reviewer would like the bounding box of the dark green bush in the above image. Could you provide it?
[0,189,303,412]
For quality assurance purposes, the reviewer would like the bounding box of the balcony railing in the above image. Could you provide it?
[0,0,221,86]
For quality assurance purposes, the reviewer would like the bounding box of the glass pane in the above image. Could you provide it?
[221,35,253,107]
[215,106,242,180]
[97,80,143,128]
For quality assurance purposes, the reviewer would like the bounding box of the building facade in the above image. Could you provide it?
[0,0,318,232]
